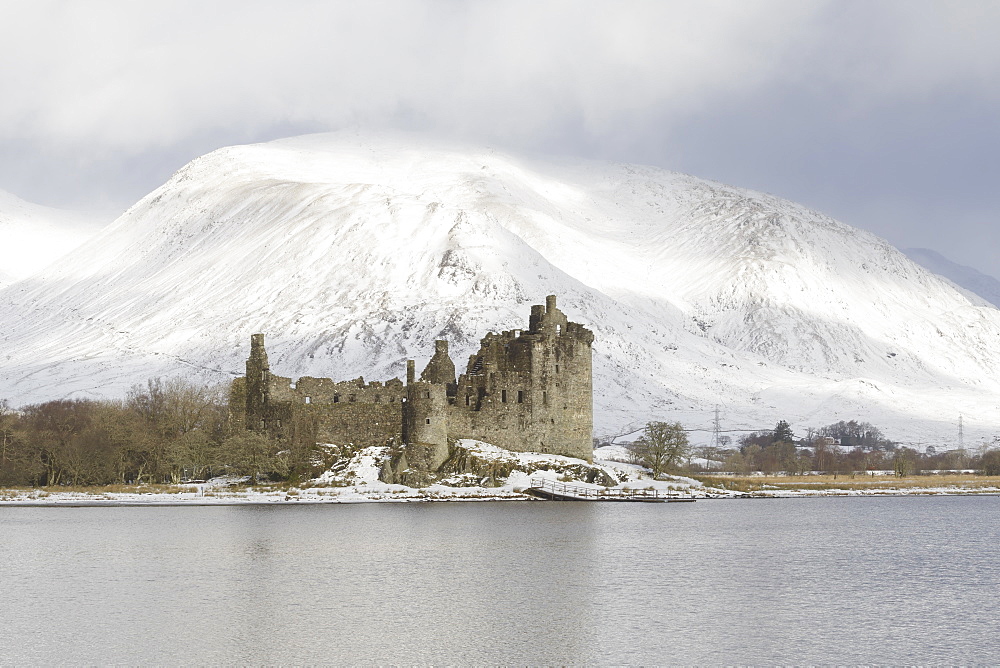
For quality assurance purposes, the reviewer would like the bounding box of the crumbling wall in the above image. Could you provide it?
[236,294,594,467]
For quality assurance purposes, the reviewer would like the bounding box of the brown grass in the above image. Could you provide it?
[692,473,1000,493]
[0,483,198,497]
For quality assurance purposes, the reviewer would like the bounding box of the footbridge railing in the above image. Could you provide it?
[526,477,693,502]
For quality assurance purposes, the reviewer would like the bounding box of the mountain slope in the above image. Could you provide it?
[904,247,1000,309]
[1,132,997,447]
[0,189,108,285]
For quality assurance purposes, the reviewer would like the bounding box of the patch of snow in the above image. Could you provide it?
[593,444,633,462]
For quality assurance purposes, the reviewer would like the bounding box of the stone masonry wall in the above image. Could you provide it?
[236,295,594,464]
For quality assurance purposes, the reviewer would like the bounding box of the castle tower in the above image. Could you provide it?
[404,357,450,470]
[450,295,594,461]
[246,333,270,431]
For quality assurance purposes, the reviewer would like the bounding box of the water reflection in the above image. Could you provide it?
[1,497,998,664]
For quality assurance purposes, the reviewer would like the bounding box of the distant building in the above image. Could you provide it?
[230,295,594,464]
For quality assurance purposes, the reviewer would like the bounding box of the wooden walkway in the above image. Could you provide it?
[525,477,696,503]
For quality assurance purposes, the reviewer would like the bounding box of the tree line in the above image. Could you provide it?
[0,378,324,487]
[621,418,1000,478]
[694,419,1000,476]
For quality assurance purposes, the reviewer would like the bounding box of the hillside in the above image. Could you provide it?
[0,189,108,286]
[1,132,998,448]
[904,247,1000,309]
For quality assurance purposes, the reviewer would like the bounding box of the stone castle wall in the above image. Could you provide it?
[236,295,594,462]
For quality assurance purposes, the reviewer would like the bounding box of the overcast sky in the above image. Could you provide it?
[2,0,999,275]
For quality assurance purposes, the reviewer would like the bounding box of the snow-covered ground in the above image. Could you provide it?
[2,131,1000,448]
[2,439,996,505]
[905,247,1000,309]
[0,189,108,287]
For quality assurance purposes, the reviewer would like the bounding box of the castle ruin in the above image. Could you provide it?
[230,296,595,466]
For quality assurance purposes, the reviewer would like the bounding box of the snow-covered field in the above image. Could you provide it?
[2,132,1000,448]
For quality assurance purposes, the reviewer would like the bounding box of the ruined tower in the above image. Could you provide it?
[403,354,450,470]
[447,295,594,461]
[245,333,270,431]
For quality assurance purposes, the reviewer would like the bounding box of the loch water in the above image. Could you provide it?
[2,496,998,665]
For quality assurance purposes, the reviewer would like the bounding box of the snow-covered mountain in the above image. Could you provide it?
[1,132,998,448]
[904,248,1000,309]
[0,189,108,286]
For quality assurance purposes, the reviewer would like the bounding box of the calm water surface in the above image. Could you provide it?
[2,496,998,664]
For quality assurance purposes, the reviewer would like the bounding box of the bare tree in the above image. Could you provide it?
[628,421,690,479]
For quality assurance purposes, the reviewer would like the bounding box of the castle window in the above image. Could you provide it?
[260,419,266,429]
[517,390,524,403]
[501,389,508,403]
[425,391,431,399]
[425,418,431,424]
[305,396,311,404]
[555,364,560,373]
[465,395,471,406]
[334,394,340,403]
[557,325,562,335]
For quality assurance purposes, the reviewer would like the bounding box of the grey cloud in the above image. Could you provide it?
[0,1,823,150]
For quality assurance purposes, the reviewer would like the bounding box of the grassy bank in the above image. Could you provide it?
[691,473,1000,494]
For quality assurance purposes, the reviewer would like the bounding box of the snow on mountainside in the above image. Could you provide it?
[0,189,108,285]
[904,248,1000,309]
[1,132,999,448]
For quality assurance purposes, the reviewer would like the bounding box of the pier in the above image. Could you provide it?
[525,477,696,502]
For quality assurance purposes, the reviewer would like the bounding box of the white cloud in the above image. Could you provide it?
[0,0,827,152]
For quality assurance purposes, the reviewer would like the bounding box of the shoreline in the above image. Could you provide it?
[4,485,999,506]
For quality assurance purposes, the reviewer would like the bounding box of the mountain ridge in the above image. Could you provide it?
[904,247,1000,309]
[1,132,997,448]
[0,189,108,285]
